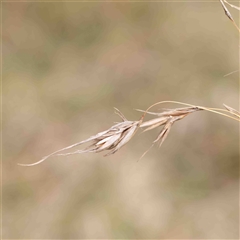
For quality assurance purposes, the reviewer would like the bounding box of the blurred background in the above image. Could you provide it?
[2,1,239,239]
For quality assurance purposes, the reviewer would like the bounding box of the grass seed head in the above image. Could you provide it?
[18,108,142,166]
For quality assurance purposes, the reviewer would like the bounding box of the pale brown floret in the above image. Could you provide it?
[140,117,168,132]
[18,108,142,166]
[57,119,140,157]
[138,107,202,158]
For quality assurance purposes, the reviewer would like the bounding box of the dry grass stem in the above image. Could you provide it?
[18,101,239,166]
[223,69,239,77]
[219,0,240,32]
[223,104,240,118]
[223,0,240,11]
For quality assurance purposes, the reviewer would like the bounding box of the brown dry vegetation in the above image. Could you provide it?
[2,1,239,239]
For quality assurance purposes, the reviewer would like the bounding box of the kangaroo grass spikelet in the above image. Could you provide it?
[18,108,142,166]
[18,101,240,167]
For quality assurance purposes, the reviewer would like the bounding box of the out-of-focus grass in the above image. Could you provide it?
[2,2,239,239]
